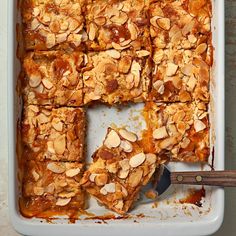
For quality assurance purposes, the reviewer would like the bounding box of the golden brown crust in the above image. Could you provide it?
[22,105,86,162]
[81,127,160,214]
[142,102,210,162]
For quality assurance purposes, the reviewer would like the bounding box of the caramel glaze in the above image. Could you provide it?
[180,187,206,207]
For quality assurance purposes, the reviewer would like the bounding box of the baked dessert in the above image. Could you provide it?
[83,49,151,104]
[142,101,210,162]
[21,0,87,50]
[20,160,85,218]
[22,51,84,106]
[81,127,160,214]
[21,105,85,162]
[85,0,151,52]
[149,0,212,102]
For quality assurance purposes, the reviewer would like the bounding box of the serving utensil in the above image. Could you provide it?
[141,165,236,204]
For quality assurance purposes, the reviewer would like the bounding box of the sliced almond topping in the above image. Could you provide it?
[32,170,40,181]
[181,64,193,76]
[114,200,124,210]
[157,18,171,30]
[49,20,60,33]
[52,119,63,132]
[47,141,55,154]
[95,173,108,186]
[119,159,130,171]
[88,23,97,41]
[196,43,208,55]
[89,173,97,182]
[150,16,161,28]
[166,63,178,76]
[118,129,137,142]
[104,130,121,148]
[128,22,138,40]
[159,137,177,149]
[136,50,150,58]
[42,78,53,89]
[31,18,40,30]
[187,76,197,91]
[37,113,50,124]
[194,120,206,132]
[46,33,56,49]
[105,49,121,59]
[32,7,40,17]
[153,49,164,64]
[120,140,133,153]
[54,135,66,155]
[153,127,168,140]
[34,187,44,196]
[145,153,157,165]
[118,169,129,179]
[45,183,55,194]
[128,169,143,188]
[47,162,66,173]
[181,137,191,149]
[112,42,130,50]
[106,163,118,174]
[188,34,197,43]
[28,105,39,113]
[29,74,42,88]
[129,153,146,168]
[100,183,116,195]
[56,33,68,44]
[65,168,81,177]
[110,12,128,25]
[94,16,106,26]
[153,80,165,94]
[56,198,71,206]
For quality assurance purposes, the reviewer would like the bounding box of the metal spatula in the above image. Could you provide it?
[140,165,236,204]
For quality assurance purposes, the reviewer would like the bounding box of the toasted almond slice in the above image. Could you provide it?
[196,43,208,55]
[153,49,164,64]
[129,153,146,168]
[42,78,53,89]
[65,168,81,177]
[150,16,161,28]
[188,34,197,43]
[110,12,128,25]
[104,130,121,148]
[46,33,56,49]
[88,23,97,41]
[194,120,206,132]
[157,18,171,30]
[52,119,63,132]
[56,198,71,206]
[89,173,97,182]
[128,22,138,40]
[112,42,130,50]
[153,80,165,94]
[118,169,129,179]
[120,140,133,153]
[153,127,168,140]
[94,16,106,26]
[31,18,40,30]
[29,74,42,88]
[32,7,40,17]
[95,173,108,186]
[119,159,130,171]
[34,187,44,196]
[100,183,116,195]
[181,64,193,76]
[114,200,124,210]
[159,137,177,149]
[32,170,40,181]
[37,113,50,124]
[56,33,68,44]
[47,141,55,154]
[145,153,157,165]
[136,50,150,58]
[119,129,137,142]
[128,168,143,187]
[166,63,178,76]
[47,162,66,173]
[105,49,121,59]
[54,135,66,155]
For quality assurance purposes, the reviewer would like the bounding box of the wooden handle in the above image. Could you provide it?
[171,171,236,187]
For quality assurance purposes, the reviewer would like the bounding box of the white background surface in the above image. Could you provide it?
[1,0,236,235]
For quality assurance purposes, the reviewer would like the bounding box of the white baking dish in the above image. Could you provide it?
[7,0,225,235]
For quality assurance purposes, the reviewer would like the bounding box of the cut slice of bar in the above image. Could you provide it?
[22,105,85,162]
[83,49,151,104]
[149,0,212,50]
[85,0,151,52]
[149,0,212,102]
[81,127,160,214]
[20,161,85,218]
[21,0,87,50]
[150,48,211,102]
[142,102,210,162]
[22,51,84,106]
